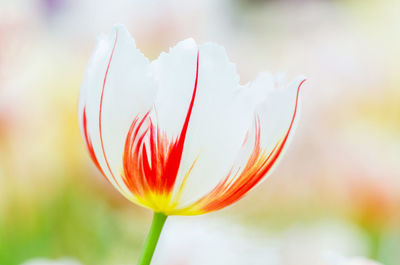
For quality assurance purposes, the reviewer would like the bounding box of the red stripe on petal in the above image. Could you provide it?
[122,51,200,206]
[163,51,200,192]
[82,106,104,175]
[98,30,120,187]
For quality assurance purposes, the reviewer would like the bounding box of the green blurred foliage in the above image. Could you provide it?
[0,182,147,265]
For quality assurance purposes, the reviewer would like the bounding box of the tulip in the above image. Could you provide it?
[79,24,305,265]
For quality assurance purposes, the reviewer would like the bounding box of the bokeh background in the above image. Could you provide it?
[0,0,399,264]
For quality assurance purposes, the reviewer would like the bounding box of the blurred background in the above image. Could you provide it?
[0,0,399,264]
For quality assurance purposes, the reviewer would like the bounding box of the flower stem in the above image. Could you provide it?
[137,212,167,265]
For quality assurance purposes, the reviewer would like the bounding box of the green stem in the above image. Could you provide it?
[137,212,168,265]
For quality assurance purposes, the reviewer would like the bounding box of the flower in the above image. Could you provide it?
[78,24,305,216]
[152,216,279,265]
[153,218,372,265]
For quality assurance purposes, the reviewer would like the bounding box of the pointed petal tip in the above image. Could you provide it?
[151,37,198,67]
[199,41,232,61]
[296,76,307,91]
[112,24,137,43]
[94,24,136,49]
[296,75,307,84]
[111,24,128,33]
[286,75,307,92]
[94,26,122,47]
[96,24,127,40]
[173,37,198,51]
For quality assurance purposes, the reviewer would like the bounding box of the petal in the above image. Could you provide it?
[150,41,268,208]
[184,75,306,213]
[256,75,306,155]
[150,38,199,138]
[79,25,156,199]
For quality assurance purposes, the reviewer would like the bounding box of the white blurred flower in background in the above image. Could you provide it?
[152,216,279,265]
[152,217,372,265]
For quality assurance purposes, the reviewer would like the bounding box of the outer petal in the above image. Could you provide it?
[256,74,306,153]
[181,74,306,214]
[78,25,156,200]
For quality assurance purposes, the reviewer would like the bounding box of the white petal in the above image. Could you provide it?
[150,38,199,138]
[256,75,305,154]
[189,74,305,213]
[79,25,156,197]
[228,75,305,188]
[150,41,268,206]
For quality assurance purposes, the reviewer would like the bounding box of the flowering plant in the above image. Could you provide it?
[79,25,305,264]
